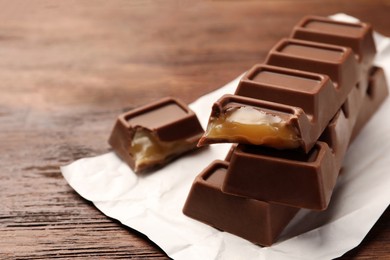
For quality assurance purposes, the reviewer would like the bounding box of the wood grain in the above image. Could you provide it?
[1,0,389,258]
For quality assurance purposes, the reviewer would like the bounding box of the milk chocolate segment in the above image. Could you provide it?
[108,97,204,173]
[291,16,376,67]
[352,67,389,139]
[182,160,299,246]
[222,66,388,210]
[234,64,355,151]
[198,94,311,150]
[223,143,336,210]
[265,38,360,88]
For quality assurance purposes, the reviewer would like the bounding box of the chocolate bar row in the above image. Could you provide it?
[198,16,376,152]
[183,65,388,246]
[183,15,388,246]
[194,15,380,210]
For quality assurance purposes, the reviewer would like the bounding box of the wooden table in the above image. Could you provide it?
[1,1,389,258]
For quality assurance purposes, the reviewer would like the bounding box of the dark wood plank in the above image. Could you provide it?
[1,0,389,258]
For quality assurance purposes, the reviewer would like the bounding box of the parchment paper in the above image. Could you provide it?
[61,14,390,260]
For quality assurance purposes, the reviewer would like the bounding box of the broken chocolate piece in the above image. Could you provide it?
[198,94,307,150]
[231,64,354,151]
[108,97,204,173]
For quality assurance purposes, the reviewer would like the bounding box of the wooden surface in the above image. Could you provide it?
[1,0,389,258]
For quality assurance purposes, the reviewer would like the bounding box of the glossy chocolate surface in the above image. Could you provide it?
[183,160,299,246]
[291,15,376,66]
[233,64,355,151]
[265,38,360,89]
[108,97,204,172]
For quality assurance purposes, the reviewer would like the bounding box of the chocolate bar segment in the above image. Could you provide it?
[108,97,204,173]
[352,67,389,140]
[198,94,310,150]
[221,66,388,210]
[232,64,355,151]
[291,16,376,68]
[223,142,336,210]
[236,65,335,118]
[182,160,299,246]
[265,38,360,88]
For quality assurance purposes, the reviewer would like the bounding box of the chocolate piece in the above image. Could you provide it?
[182,160,299,246]
[198,94,308,150]
[232,64,353,151]
[291,16,376,95]
[108,97,204,173]
[224,144,237,161]
[291,16,376,68]
[223,142,336,210]
[221,66,388,210]
[265,38,360,88]
[352,67,389,140]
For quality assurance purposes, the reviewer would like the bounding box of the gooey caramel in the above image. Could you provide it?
[203,106,300,149]
[129,129,196,171]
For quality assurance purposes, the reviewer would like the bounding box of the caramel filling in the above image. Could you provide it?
[129,129,195,171]
[204,106,300,149]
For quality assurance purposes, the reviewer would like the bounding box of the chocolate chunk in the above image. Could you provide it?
[223,142,336,210]
[108,97,204,173]
[198,94,307,150]
[291,16,376,68]
[265,38,360,89]
[182,160,299,246]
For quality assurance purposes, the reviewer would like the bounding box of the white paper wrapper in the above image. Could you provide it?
[61,14,390,260]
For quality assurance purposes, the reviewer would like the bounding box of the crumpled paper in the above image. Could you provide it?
[61,14,390,260]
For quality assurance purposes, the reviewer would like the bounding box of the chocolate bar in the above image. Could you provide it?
[199,64,355,152]
[183,66,387,244]
[182,160,299,246]
[183,15,387,246]
[221,66,388,210]
[108,97,204,173]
